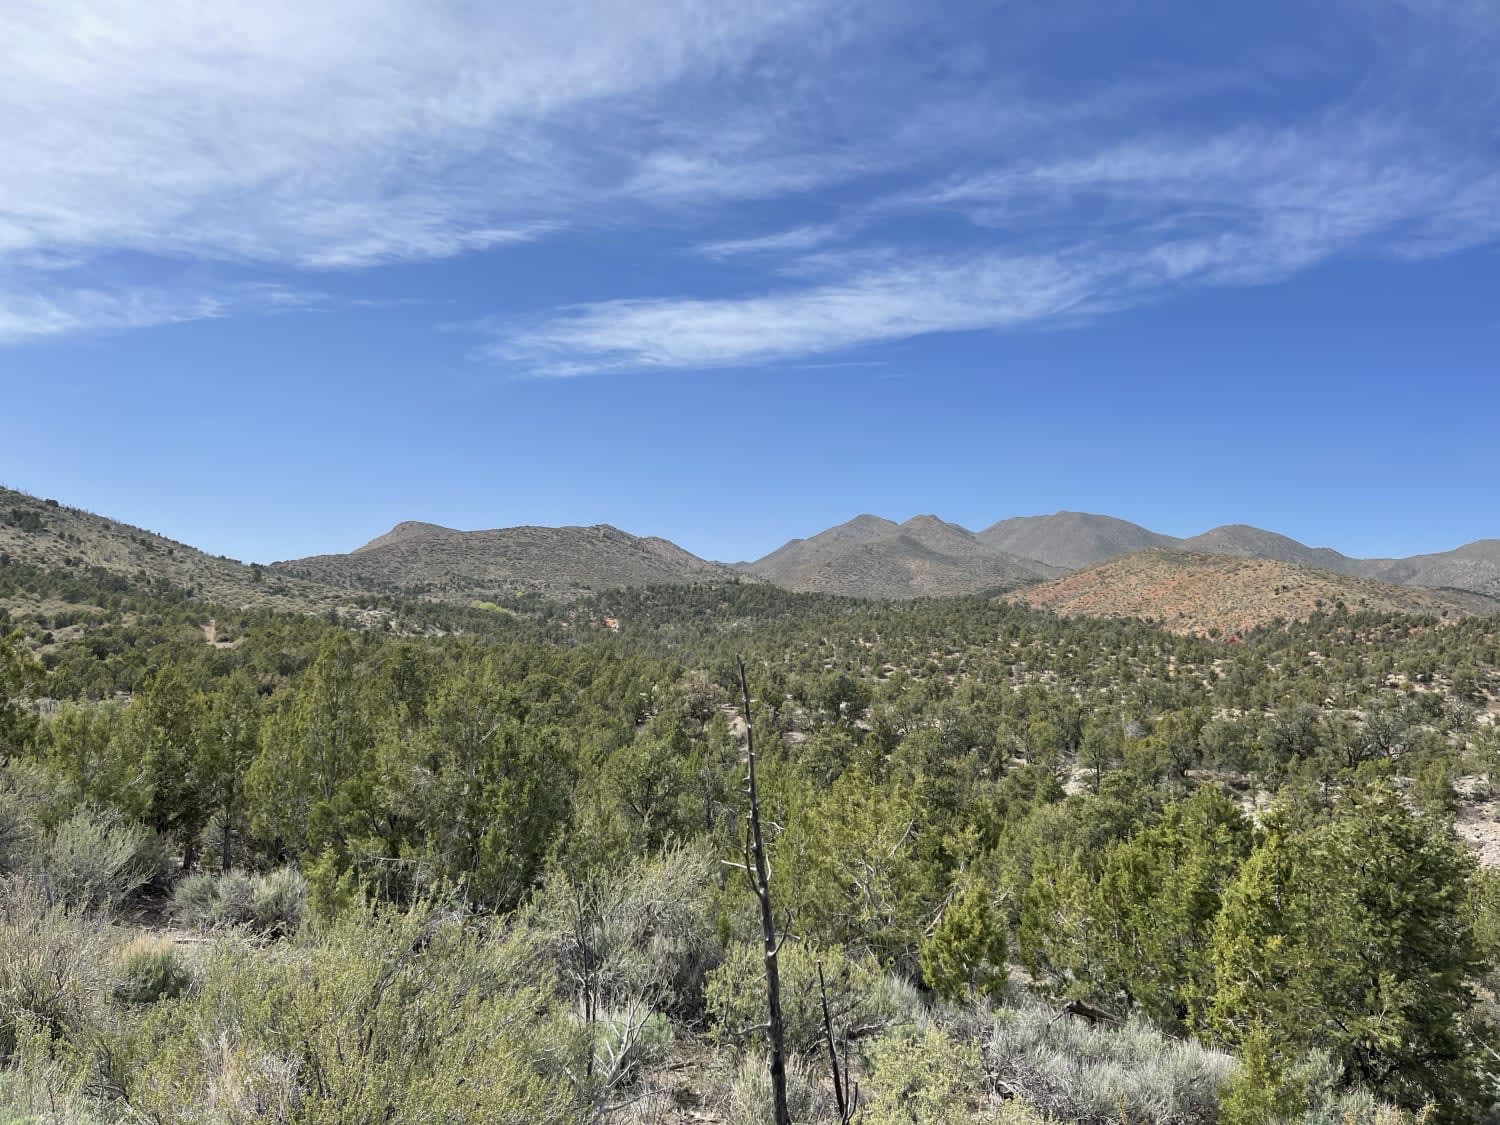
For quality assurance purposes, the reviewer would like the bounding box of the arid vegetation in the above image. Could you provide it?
[4,549,1500,1122]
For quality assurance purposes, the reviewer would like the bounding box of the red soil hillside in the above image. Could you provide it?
[1006,550,1500,638]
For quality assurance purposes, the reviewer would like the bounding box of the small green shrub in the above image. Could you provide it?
[864,1022,998,1125]
[919,883,1008,1003]
[706,939,905,1055]
[0,1022,105,1125]
[112,936,193,1005]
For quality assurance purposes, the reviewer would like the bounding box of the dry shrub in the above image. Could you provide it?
[0,877,113,1060]
[169,867,308,936]
[112,935,194,1005]
[29,808,166,911]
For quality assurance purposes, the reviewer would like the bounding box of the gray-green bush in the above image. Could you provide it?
[29,809,165,911]
[111,936,194,1005]
[983,999,1235,1124]
[530,846,722,1017]
[0,879,113,1060]
[168,867,308,935]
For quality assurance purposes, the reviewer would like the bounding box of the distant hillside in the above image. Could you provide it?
[1360,540,1500,597]
[742,514,1059,599]
[758,510,1500,600]
[1176,525,1363,574]
[1007,550,1500,637]
[0,486,336,611]
[1172,526,1500,598]
[978,512,1179,570]
[275,521,743,602]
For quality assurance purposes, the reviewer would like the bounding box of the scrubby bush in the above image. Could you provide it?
[984,998,1235,1124]
[722,1050,822,1125]
[248,867,308,935]
[169,867,307,936]
[0,878,112,1060]
[30,808,166,911]
[211,869,259,924]
[706,939,907,1055]
[0,783,36,876]
[1220,1032,1434,1125]
[864,1022,997,1124]
[0,1024,105,1125]
[167,872,217,925]
[531,846,722,1017]
[98,901,584,1124]
[591,1004,674,1090]
[112,936,193,1005]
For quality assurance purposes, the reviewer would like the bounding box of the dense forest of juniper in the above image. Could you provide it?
[4,553,1500,1123]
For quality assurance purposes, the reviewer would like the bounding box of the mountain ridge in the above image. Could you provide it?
[275,520,743,602]
[747,511,1500,600]
[5,482,1498,612]
[739,513,1062,599]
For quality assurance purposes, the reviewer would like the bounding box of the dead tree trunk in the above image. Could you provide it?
[819,961,859,1124]
[736,657,791,1125]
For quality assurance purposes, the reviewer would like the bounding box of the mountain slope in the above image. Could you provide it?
[1176,524,1361,574]
[978,511,1179,570]
[743,514,1058,598]
[274,521,742,601]
[1007,550,1500,637]
[767,510,1500,600]
[0,486,336,610]
[1360,540,1500,597]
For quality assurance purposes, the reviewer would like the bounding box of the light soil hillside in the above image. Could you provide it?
[744,514,1059,599]
[274,521,743,602]
[0,486,338,611]
[978,511,1179,570]
[1007,550,1500,638]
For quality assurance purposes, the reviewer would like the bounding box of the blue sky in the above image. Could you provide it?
[2,0,1497,565]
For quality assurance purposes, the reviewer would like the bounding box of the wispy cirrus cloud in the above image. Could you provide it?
[0,0,846,337]
[0,282,340,344]
[499,253,1120,373]
[7,0,1500,362]
[694,224,845,260]
[504,113,1500,372]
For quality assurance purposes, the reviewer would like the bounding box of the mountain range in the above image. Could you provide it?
[4,485,1498,634]
[738,514,1064,599]
[737,511,1500,600]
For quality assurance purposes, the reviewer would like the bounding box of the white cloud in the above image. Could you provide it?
[6,0,1500,356]
[0,288,225,344]
[694,224,845,259]
[0,0,836,273]
[501,253,1114,372]
[505,113,1500,373]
